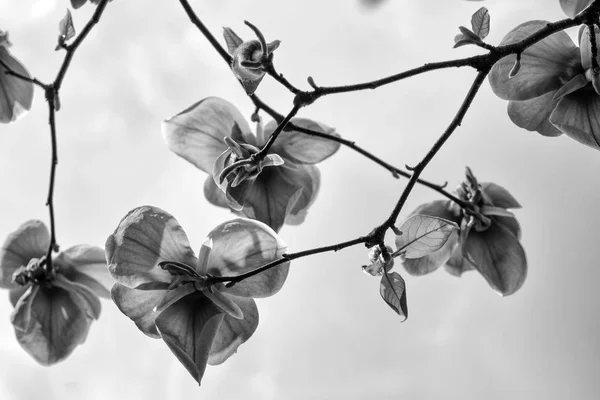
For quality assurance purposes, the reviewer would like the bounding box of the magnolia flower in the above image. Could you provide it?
[489,20,600,150]
[401,168,527,296]
[0,30,34,124]
[0,220,111,365]
[162,97,340,232]
[106,206,289,384]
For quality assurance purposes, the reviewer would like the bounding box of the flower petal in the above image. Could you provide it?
[13,286,92,365]
[494,215,522,240]
[11,285,39,332]
[243,163,320,231]
[53,274,102,320]
[203,176,230,209]
[507,92,563,137]
[268,118,341,164]
[560,0,594,18]
[111,282,170,338]
[70,0,87,9]
[489,21,581,101]
[55,245,111,298]
[550,88,600,150]
[162,97,251,173]
[0,47,34,124]
[0,220,49,288]
[155,292,224,385]
[202,289,244,319]
[9,284,29,307]
[205,218,289,298]
[208,295,258,365]
[481,182,521,209]
[106,206,197,288]
[463,222,527,296]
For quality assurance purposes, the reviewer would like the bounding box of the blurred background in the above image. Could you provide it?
[1,0,599,399]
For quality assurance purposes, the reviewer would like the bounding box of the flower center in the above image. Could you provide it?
[12,256,55,287]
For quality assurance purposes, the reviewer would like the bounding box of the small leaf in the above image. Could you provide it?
[453,34,479,49]
[458,26,482,43]
[470,7,490,40]
[394,215,458,259]
[222,27,243,55]
[380,272,407,320]
[58,9,76,42]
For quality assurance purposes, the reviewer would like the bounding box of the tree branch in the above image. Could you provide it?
[367,70,488,247]
[208,236,368,286]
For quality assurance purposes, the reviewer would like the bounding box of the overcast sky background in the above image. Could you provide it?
[1,0,599,399]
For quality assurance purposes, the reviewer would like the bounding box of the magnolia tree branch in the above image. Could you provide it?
[249,94,467,206]
[208,236,368,287]
[176,0,600,285]
[55,0,110,90]
[368,71,488,247]
[255,104,301,158]
[176,0,463,205]
[2,0,110,274]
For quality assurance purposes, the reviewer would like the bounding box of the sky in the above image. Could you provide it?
[1,0,600,399]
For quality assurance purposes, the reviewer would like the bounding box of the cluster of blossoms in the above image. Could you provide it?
[490,7,600,149]
[106,206,289,384]
[400,168,526,296]
[0,221,111,364]
[0,0,593,386]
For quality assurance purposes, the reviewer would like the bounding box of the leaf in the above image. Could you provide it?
[470,7,490,40]
[223,27,244,55]
[379,272,407,321]
[394,215,458,259]
[458,26,482,43]
[453,34,479,49]
[58,9,76,42]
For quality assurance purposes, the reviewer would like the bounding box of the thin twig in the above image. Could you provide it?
[4,0,111,275]
[44,86,59,267]
[368,71,488,247]
[208,236,368,286]
[256,104,301,158]
[55,0,110,90]
[178,0,232,65]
